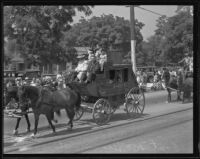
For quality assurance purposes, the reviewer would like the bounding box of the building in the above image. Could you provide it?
[10,55,25,71]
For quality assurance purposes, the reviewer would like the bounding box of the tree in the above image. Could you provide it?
[4,6,93,67]
[164,11,193,63]
[144,8,193,65]
[63,14,144,58]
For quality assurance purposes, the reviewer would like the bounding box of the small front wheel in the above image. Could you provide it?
[93,99,112,125]
[73,106,84,121]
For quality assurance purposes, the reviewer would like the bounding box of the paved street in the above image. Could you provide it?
[3,90,193,154]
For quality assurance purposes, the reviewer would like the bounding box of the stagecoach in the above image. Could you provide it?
[4,49,145,127]
[70,49,145,125]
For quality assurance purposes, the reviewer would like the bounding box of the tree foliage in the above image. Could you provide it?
[63,14,144,56]
[4,6,93,66]
[143,6,193,65]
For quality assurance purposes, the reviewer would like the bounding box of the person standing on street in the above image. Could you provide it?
[162,68,171,92]
[178,52,191,72]
[176,68,184,101]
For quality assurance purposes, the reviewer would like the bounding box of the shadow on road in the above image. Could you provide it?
[4,141,16,147]
[36,125,94,139]
[15,113,149,139]
[81,112,149,123]
[17,123,67,136]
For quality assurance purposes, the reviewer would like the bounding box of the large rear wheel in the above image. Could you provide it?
[125,87,145,117]
[93,99,112,125]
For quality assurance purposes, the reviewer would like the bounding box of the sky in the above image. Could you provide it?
[73,5,178,41]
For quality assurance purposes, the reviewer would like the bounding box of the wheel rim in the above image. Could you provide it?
[73,107,84,121]
[93,99,111,125]
[125,87,145,116]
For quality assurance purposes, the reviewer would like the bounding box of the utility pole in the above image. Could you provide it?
[130,5,137,74]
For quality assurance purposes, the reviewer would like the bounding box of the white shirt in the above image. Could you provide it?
[75,60,88,72]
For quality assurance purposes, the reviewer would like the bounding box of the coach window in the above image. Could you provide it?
[115,70,122,82]
[109,70,115,81]
[123,68,128,82]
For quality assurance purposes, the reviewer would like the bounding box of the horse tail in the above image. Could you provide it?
[75,92,81,111]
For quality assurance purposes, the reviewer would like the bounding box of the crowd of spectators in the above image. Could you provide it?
[136,64,193,92]
[4,46,108,91]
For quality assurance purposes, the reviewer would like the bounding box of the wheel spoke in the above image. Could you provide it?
[93,99,111,125]
[136,105,142,113]
[125,88,145,116]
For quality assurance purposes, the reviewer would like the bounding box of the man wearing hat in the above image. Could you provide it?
[178,52,192,72]
[75,54,88,82]
[88,49,95,61]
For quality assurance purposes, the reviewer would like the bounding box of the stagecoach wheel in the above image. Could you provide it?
[125,87,145,117]
[73,106,84,121]
[93,99,112,126]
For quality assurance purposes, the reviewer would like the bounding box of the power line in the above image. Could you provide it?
[136,6,166,17]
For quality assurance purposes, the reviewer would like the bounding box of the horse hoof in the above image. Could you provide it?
[30,133,37,138]
[52,131,56,135]
[53,119,58,123]
[13,130,18,135]
[26,128,31,133]
[67,126,72,131]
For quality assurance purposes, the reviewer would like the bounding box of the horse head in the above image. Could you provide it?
[18,86,40,107]
[4,86,19,106]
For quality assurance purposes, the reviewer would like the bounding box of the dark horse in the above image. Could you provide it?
[166,71,193,103]
[4,86,31,135]
[18,85,81,137]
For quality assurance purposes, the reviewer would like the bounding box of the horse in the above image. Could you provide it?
[18,85,81,137]
[182,72,193,103]
[4,86,31,135]
[166,70,193,103]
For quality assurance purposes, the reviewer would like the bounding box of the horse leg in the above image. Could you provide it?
[24,114,31,132]
[65,108,75,130]
[182,91,185,103]
[167,89,171,103]
[51,111,58,123]
[177,90,181,101]
[13,118,21,135]
[33,113,39,136]
[45,113,56,134]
